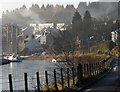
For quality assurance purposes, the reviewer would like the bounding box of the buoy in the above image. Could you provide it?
[52,59,57,63]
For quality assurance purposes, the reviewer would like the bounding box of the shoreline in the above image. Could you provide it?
[22,53,109,63]
[23,54,64,61]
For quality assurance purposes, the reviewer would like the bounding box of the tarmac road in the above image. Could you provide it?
[84,57,120,92]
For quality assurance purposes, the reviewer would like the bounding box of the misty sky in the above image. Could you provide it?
[0,0,97,18]
[0,0,119,18]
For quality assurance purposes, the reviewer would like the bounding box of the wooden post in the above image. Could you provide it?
[36,72,40,92]
[96,63,98,75]
[24,73,28,92]
[98,62,100,74]
[86,64,89,78]
[102,61,105,72]
[54,69,58,90]
[83,64,86,78]
[67,68,70,87]
[72,67,75,86]
[96,63,98,74]
[93,63,96,76]
[97,62,100,74]
[91,64,94,77]
[77,64,83,84]
[89,64,92,77]
[8,74,13,92]
[45,71,48,87]
[100,62,102,73]
[60,68,64,89]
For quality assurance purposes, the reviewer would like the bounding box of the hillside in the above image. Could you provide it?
[2,2,118,27]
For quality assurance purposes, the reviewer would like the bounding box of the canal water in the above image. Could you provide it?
[0,60,58,91]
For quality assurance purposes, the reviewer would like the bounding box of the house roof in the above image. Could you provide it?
[112,28,120,33]
[35,34,41,39]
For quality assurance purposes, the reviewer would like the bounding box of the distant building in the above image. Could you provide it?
[25,37,43,54]
[17,26,61,53]
[30,23,54,31]
[16,27,35,52]
[2,24,21,54]
[39,28,60,45]
[30,23,65,32]
[111,28,120,42]
[56,23,65,30]
[22,27,34,37]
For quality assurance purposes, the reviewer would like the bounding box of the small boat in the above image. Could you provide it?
[52,58,67,63]
[4,54,22,62]
[52,59,57,63]
[0,58,10,65]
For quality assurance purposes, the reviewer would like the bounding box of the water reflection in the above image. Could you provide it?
[1,60,56,90]
[10,62,13,69]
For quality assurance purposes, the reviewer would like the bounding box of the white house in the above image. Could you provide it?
[30,23,65,32]
[111,29,120,42]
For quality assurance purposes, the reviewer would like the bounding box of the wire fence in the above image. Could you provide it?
[3,56,112,91]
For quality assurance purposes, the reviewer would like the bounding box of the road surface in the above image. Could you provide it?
[83,57,120,92]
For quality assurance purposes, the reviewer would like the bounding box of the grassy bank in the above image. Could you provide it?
[24,53,109,63]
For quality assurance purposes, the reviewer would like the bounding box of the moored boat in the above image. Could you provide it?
[4,54,22,62]
[52,58,67,63]
[0,58,10,65]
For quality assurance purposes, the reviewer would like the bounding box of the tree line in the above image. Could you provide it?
[2,2,118,27]
[2,2,119,55]
[46,9,120,54]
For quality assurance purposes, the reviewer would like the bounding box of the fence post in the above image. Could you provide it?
[77,64,83,84]
[60,68,64,89]
[67,68,70,88]
[86,64,89,78]
[102,60,105,72]
[96,63,98,74]
[91,64,94,77]
[89,64,92,77]
[100,62,102,73]
[72,67,75,86]
[24,73,28,92]
[54,69,58,90]
[36,72,40,92]
[45,71,49,89]
[97,63,99,74]
[83,64,86,78]
[8,74,13,92]
[96,63,98,75]
[98,62,100,74]
[94,63,96,75]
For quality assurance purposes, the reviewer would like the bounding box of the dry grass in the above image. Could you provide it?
[24,52,108,64]
[69,53,108,64]
[111,46,120,56]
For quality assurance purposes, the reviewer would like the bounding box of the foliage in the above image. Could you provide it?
[72,10,82,24]
[108,41,116,51]
[111,46,120,56]
[72,10,83,38]
[2,2,119,55]
[83,10,92,38]
[2,2,118,27]
[83,10,91,22]
[46,31,76,55]
[97,41,109,51]
[69,53,108,64]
